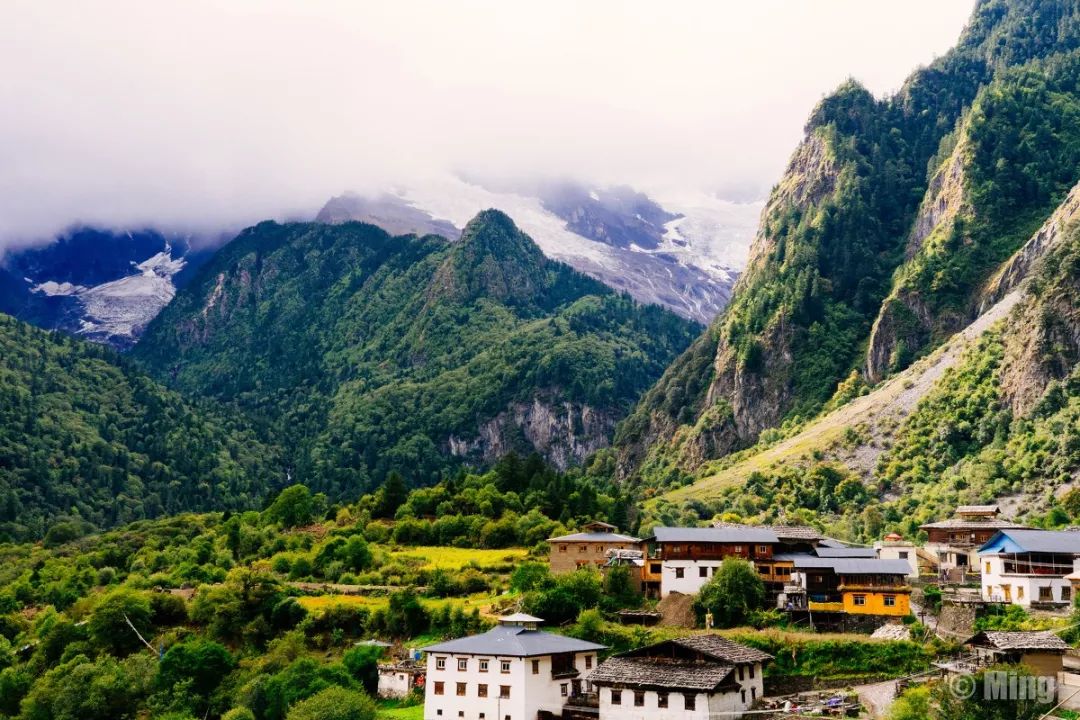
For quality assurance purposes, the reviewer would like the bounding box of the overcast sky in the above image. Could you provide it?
[0,0,975,248]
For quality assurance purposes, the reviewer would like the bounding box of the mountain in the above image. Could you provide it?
[0,312,283,540]
[132,210,699,497]
[316,177,759,323]
[618,0,1080,486]
[647,185,1080,539]
[0,227,214,349]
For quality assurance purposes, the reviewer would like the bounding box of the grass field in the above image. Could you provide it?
[384,546,529,571]
[296,591,509,616]
[378,701,423,720]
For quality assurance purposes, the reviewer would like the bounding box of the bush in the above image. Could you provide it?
[285,686,376,720]
[693,558,765,628]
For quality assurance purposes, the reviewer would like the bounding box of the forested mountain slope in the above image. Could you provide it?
[133,210,698,497]
[0,314,282,541]
[618,0,1080,488]
[648,190,1080,542]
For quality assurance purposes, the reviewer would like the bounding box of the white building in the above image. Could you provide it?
[979,529,1080,607]
[422,614,605,720]
[379,661,424,698]
[643,527,781,598]
[874,535,922,579]
[586,635,772,720]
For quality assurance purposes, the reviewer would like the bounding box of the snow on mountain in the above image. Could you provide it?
[321,175,761,323]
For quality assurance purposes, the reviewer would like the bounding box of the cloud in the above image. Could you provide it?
[0,0,974,248]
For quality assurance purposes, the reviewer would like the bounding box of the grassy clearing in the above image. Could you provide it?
[384,545,529,571]
[378,702,423,720]
[296,591,509,617]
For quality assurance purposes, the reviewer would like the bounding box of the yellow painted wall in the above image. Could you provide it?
[842,591,909,616]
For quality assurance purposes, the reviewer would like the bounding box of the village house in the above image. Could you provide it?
[642,526,780,598]
[965,631,1069,677]
[874,533,926,578]
[921,505,1028,578]
[422,614,605,720]
[979,528,1080,606]
[586,636,773,720]
[548,522,642,574]
[779,556,912,617]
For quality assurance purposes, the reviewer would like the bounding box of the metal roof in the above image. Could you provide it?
[649,527,779,543]
[815,547,877,558]
[422,624,606,657]
[547,531,641,543]
[979,529,1080,555]
[781,556,912,574]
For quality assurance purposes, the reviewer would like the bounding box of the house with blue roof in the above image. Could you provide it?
[978,529,1080,606]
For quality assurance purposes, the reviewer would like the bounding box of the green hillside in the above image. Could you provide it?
[0,314,282,541]
[133,210,699,497]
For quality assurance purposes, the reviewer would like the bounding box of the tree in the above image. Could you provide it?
[158,639,235,698]
[510,562,551,593]
[265,485,315,528]
[384,587,429,638]
[602,566,640,610]
[341,536,373,573]
[693,558,765,628]
[285,686,376,720]
[375,472,408,519]
[342,645,382,696]
[89,589,154,656]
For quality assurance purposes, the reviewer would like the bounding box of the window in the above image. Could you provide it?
[650,563,661,574]
[884,595,896,607]
[699,566,708,578]
[499,686,511,699]
[479,659,489,672]
[1039,586,1053,601]
[559,545,567,553]
[478,684,488,698]
[437,711,442,717]
[458,713,464,719]
[670,545,682,553]
[853,595,866,606]
[596,546,603,553]
[501,661,511,673]
[584,655,593,670]
[758,545,768,554]
[749,665,755,679]
[986,561,992,574]
[579,545,587,553]
[456,683,466,696]
[1018,586,1025,600]
[560,684,568,697]
[741,690,746,703]
[634,691,645,707]
[531,659,539,674]
[434,682,445,695]
[675,567,685,579]
[733,545,743,553]
[758,565,770,575]
[684,693,696,711]
[1065,586,1073,602]
[657,692,669,708]
[776,566,790,577]
[458,659,468,671]
[611,690,622,705]
[899,551,909,559]
[738,666,744,680]
[436,658,446,671]
[751,687,757,700]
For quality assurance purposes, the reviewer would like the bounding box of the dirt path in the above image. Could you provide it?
[854,678,900,718]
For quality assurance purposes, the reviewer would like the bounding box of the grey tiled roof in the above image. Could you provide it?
[587,657,736,691]
[670,635,773,664]
[650,526,779,543]
[966,631,1069,652]
[548,531,641,543]
[422,625,605,657]
[921,518,1025,530]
